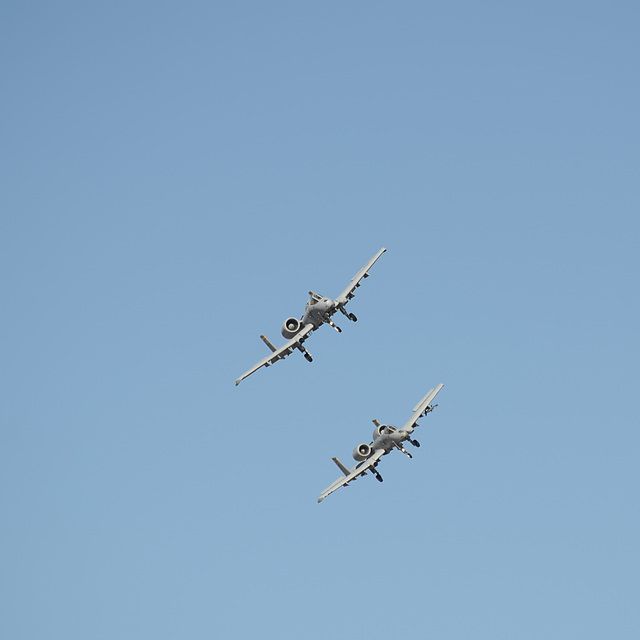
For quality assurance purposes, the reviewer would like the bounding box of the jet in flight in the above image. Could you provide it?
[318,384,444,502]
[235,248,386,386]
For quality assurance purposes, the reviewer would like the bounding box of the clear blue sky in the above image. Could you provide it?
[2,2,639,638]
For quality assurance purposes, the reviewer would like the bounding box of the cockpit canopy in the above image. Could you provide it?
[372,423,397,440]
[308,291,323,305]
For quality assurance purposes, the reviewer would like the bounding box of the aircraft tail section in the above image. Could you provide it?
[260,335,277,352]
[332,457,350,476]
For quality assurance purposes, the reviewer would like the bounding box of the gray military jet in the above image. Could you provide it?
[235,248,386,386]
[318,384,444,502]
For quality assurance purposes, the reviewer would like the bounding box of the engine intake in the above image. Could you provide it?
[281,317,302,340]
[352,443,372,462]
[372,424,386,441]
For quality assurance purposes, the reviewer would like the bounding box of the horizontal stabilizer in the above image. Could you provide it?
[260,335,277,353]
[235,323,315,386]
[332,457,351,476]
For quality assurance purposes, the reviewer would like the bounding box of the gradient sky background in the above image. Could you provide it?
[2,2,639,639]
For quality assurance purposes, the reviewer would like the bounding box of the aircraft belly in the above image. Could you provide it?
[371,435,386,450]
[302,310,322,328]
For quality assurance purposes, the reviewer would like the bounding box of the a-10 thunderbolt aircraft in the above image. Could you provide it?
[235,248,386,386]
[318,384,444,502]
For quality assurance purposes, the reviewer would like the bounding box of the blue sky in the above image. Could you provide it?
[2,2,639,638]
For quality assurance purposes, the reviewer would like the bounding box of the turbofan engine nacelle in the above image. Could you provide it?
[281,317,303,340]
[352,443,372,462]
[372,424,386,441]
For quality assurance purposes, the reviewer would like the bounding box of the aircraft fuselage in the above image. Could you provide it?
[301,292,335,328]
[371,427,406,454]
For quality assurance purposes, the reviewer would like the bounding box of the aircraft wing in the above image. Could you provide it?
[334,247,387,308]
[235,323,315,386]
[400,383,444,434]
[317,448,385,503]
